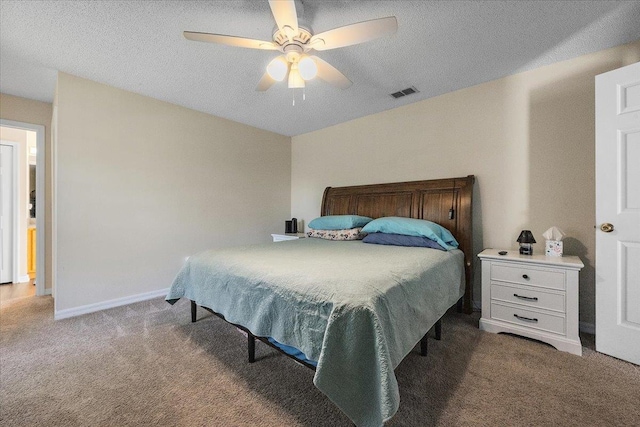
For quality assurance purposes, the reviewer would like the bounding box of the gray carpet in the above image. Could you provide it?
[1,296,639,426]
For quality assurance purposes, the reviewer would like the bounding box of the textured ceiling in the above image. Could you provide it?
[1,1,639,136]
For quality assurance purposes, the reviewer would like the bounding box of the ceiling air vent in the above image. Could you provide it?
[390,86,419,99]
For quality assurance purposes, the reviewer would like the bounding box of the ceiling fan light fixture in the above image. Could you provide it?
[184,1,397,94]
[288,65,305,88]
[298,56,318,80]
[267,57,288,81]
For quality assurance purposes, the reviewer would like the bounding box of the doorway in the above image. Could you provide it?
[0,120,46,298]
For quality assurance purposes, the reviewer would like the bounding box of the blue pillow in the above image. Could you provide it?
[361,217,459,250]
[362,233,445,250]
[308,215,373,230]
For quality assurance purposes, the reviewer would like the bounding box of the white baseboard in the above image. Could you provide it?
[54,287,169,320]
[44,288,52,296]
[579,321,595,335]
[17,274,30,283]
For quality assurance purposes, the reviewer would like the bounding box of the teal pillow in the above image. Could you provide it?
[308,215,373,230]
[361,217,459,250]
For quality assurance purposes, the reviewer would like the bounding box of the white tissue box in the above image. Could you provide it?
[545,240,563,257]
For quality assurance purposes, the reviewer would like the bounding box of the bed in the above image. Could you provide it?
[166,175,475,426]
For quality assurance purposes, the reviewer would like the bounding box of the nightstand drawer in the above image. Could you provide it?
[491,302,565,335]
[491,263,565,290]
[491,283,565,313]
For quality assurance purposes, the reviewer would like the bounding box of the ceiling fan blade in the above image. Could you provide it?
[309,16,397,51]
[311,56,352,89]
[268,0,298,41]
[256,72,277,92]
[183,31,278,50]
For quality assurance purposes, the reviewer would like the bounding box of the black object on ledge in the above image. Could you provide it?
[285,218,298,234]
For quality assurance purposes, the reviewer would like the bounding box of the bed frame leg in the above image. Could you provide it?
[248,333,256,363]
[456,297,463,313]
[420,333,428,356]
[435,319,442,341]
[191,300,197,323]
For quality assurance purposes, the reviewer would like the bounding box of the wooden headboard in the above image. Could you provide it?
[321,175,475,314]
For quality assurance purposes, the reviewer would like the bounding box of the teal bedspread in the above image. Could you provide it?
[166,238,464,426]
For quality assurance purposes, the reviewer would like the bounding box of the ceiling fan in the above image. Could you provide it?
[184,0,397,92]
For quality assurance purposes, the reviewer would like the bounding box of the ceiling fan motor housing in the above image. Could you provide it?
[272,23,313,55]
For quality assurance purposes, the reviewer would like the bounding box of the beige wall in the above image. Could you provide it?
[291,40,640,326]
[54,73,291,313]
[0,93,53,290]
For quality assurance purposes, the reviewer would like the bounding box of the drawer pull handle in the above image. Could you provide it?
[514,314,538,323]
[522,274,530,279]
[514,293,538,301]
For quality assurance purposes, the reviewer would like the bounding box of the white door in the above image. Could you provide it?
[0,143,14,283]
[595,61,640,365]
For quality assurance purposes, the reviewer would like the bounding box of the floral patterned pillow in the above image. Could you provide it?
[306,227,366,241]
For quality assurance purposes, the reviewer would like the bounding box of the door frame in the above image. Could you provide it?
[0,141,19,283]
[0,119,46,296]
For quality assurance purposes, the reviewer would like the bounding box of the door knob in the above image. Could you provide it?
[600,223,614,233]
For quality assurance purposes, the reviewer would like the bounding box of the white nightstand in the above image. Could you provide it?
[271,233,306,242]
[478,249,584,356]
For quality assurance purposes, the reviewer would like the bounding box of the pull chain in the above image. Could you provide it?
[291,89,308,106]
